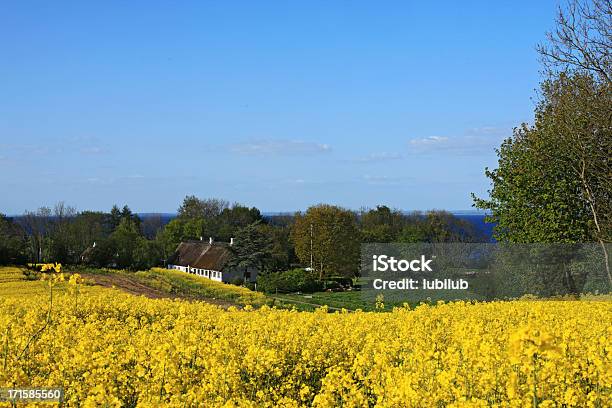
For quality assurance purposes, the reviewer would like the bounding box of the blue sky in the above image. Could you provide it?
[0,1,558,214]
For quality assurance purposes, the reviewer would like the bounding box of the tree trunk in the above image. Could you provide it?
[598,240,611,288]
[578,160,612,286]
[563,263,578,295]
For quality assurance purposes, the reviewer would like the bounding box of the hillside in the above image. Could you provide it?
[1,266,268,308]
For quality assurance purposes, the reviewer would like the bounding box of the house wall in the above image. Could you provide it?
[167,264,223,282]
[166,264,259,284]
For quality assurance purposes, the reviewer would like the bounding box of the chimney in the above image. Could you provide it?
[230,237,235,246]
[209,237,213,245]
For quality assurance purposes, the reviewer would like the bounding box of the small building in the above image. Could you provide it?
[167,238,257,284]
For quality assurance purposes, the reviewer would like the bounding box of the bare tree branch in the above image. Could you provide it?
[537,0,612,85]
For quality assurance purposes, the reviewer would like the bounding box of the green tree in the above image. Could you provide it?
[291,205,360,279]
[108,204,141,232]
[218,204,263,240]
[259,223,295,272]
[84,238,117,268]
[397,220,428,243]
[48,202,78,264]
[536,0,612,285]
[177,196,228,219]
[73,211,110,245]
[22,207,52,263]
[359,205,406,242]
[110,218,142,269]
[227,221,273,272]
[156,218,207,257]
[0,214,27,265]
[474,74,611,287]
[423,211,485,243]
[536,74,611,284]
[109,205,122,230]
[133,238,163,270]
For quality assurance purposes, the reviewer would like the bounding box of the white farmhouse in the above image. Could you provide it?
[167,238,257,284]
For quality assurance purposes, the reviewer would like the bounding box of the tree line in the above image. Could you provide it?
[0,196,486,278]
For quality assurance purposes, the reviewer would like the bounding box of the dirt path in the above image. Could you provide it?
[80,273,235,308]
[82,273,172,299]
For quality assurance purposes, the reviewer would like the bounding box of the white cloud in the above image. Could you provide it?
[408,136,449,147]
[407,127,510,155]
[79,146,108,155]
[464,126,509,137]
[349,152,403,163]
[228,139,331,156]
[1,138,110,157]
[363,174,410,186]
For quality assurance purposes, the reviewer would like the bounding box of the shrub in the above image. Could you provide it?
[230,276,245,286]
[258,268,323,293]
[324,277,353,290]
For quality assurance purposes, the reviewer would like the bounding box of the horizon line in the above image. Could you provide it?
[5,209,491,217]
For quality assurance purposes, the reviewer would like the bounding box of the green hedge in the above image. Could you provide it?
[258,268,323,294]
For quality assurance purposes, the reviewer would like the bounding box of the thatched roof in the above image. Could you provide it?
[169,241,233,271]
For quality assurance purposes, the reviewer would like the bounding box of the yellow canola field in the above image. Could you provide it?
[0,266,110,299]
[0,279,610,407]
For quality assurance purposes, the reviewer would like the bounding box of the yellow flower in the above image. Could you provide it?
[0,267,610,408]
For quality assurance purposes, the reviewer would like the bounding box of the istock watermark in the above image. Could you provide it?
[360,243,611,306]
[370,253,468,290]
[372,254,433,272]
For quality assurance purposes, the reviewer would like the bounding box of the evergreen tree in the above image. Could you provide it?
[228,221,273,272]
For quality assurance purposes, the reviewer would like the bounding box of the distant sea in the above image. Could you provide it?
[453,213,495,241]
